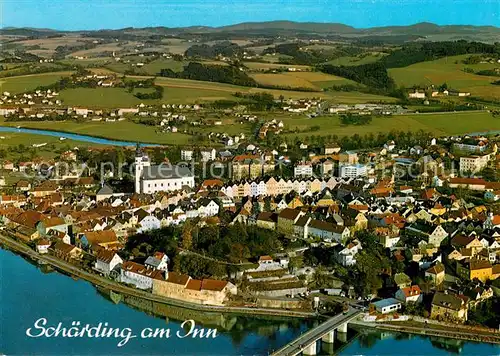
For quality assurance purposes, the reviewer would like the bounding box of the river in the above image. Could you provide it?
[0,126,159,146]
[1,248,499,355]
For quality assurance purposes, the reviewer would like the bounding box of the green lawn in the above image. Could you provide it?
[282,111,500,139]
[0,120,193,145]
[0,72,72,94]
[389,54,500,100]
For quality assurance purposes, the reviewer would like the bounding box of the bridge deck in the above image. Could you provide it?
[271,308,362,356]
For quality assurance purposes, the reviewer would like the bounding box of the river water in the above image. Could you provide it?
[1,248,499,355]
[0,126,159,146]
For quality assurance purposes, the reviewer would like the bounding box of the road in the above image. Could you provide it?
[351,319,500,345]
[0,233,314,319]
[271,308,362,356]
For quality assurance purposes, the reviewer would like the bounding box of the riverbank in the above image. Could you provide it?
[0,125,163,147]
[351,319,500,345]
[0,233,314,319]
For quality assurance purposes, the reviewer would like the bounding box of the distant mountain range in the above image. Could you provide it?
[2,21,499,42]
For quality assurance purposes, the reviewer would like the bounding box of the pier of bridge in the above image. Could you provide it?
[271,307,362,356]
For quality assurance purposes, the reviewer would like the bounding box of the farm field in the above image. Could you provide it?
[243,61,313,71]
[250,71,358,90]
[153,76,396,103]
[389,54,500,100]
[0,120,192,145]
[0,72,72,94]
[325,53,387,66]
[281,111,500,139]
[53,75,396,107]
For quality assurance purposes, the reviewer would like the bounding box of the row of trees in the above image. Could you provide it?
[159,62,257,87]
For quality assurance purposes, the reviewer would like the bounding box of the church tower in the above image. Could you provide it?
[135,144,150,194]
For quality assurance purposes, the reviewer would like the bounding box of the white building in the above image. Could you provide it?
[120,261,163,290]
[95,250,123,276]
[144,252,169,271]
[181,149,194,161]
[371,298,402,314]
[459,154,491,174]
[294,162,313,177]
[408,90,426,99]
[200,148,216,162]
[395,286,422,304]
[339,164,367,179]
[135,147,195,194]
[137,215,161,233]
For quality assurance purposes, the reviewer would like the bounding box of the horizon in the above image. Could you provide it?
[2,20,500,32]
[1,0,499,31]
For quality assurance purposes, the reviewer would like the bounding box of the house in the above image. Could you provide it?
[256,212,278,230]
[450,234,483,256]
[80,230,120,250]
[180,148,194,161]
[144,252,169,271]
[137,214,161,233]
[36,217,68,237]
[459,155,491,174]
[294,161,313,177]
[456,259,494,283]
[36,239,51,254]
[120,261,163,290]
[408,90,426,99]
[324,143,341,155]
[339,164,367,179]
[395,285,422,304]
[200,148,216,162]
[406,223,448,247]
[94,250,123,276]
[277,208,305,235]
[431,292,468,323]
[53,241,82,260]
[425,263,445,286]
[394,273,412,289]
[333,240,362,266]
[307,219,350,243]
[370,298,402,314]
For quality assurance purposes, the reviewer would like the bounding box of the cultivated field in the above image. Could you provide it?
[243,62,313,71]
[250,71,359,90]
[389,55,500,100]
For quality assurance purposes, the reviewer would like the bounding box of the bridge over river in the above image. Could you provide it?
[271,307,363,356]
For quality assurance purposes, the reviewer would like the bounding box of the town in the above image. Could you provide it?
[2,18,500,354]
[1,127,500,332]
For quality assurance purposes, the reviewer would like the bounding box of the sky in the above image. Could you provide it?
[1,0,499,30]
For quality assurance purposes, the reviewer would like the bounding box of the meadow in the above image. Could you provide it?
[389,54,500,100]
[325,53,387,66]
[0,72,72,94]
[281,111,500,139]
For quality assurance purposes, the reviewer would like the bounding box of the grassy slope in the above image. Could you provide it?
[54,75,396,108]
[282,111,500,138]
[0,72,72,94]
[389,54,500,99]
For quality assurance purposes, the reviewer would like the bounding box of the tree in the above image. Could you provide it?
[181,223,193,250]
